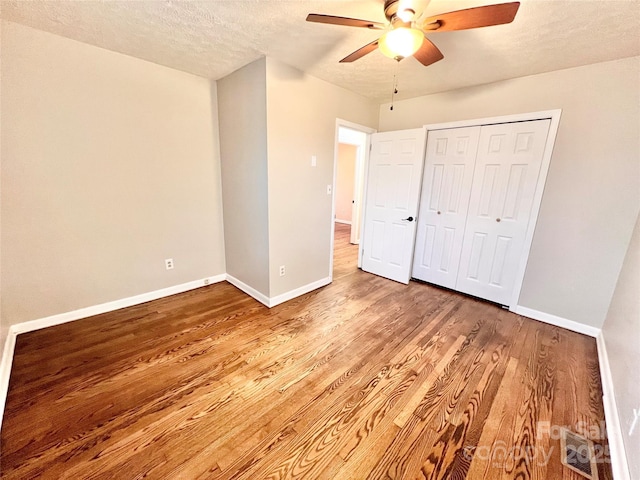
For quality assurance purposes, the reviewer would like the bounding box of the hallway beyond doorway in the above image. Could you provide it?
[333,223,358,280]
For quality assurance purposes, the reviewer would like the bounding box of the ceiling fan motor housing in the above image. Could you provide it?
[384,0,416,28]
[384,0,402,21]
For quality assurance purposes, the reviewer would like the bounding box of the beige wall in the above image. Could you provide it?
[379,56,640,329]
[265,58,378,297]
[217,58,270,296]
[602,212,640,479]
[1,22,226,327]
[335,143,357,223]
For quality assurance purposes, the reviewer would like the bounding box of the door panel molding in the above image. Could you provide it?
[455,119,551,305]
[422,109,562,310]
[412,126,481,288]
[362,128,427,284]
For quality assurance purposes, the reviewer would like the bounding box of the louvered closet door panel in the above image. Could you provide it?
[412,126,481,288]
[455,119,551,305]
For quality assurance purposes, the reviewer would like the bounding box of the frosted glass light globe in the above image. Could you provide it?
[379,27,424,60]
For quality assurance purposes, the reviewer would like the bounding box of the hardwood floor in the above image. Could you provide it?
[1,223,612,479]
[332,223,359,281]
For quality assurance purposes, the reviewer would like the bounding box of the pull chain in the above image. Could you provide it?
[390,61,399,111]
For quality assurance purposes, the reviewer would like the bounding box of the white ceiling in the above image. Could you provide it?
[1,0,639,102]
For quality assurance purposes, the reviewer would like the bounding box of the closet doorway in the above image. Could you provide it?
[413,118,552,306]
[360,110,561,310]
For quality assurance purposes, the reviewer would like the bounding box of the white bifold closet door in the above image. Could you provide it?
[412,126,481,288]
[413,119,551,306]
[456,120,550,304]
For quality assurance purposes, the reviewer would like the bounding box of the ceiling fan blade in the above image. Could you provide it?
[306,14,385,29]
[421,2,520,32]
[340,39,380,63]
[414,37,444,66]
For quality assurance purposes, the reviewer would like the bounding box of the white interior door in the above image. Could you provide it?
[412,126,481,288]
[456,119,551,305]
[362,128,426,284]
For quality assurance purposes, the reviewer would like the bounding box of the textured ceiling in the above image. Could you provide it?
[1,0,639,102]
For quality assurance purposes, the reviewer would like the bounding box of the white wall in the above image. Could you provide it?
[217,58,270,296]
[378,56,640,329]
[602,212,640,479]
[335,143,357,223]
[1,22,226,329]
[265,58,378,297]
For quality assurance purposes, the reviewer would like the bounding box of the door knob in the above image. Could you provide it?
[437,211,441,215]
[496,218,501,222]
[402,216,414,222]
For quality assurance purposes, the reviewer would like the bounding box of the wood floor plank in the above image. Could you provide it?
[215,300,459,479]
[0,224,614,479]
[421,336,516,479]
[465,321,538,479]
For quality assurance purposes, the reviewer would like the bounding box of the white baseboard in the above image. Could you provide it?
[596,333,631,480]
[11,275,227,335]
[269,277,331,308]
[0,274,226,428]
[0,329,17,429]
[512,305,601,337]
[334,219,352,225]
[225,274,270,307]
[1,276,623,478]
[225,274,330,308]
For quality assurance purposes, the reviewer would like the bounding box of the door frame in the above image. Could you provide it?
[422,109,562,311]
[351,141,366,245]
[330,119,376,281]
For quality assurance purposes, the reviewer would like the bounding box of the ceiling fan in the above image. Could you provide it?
[306,1,520,66]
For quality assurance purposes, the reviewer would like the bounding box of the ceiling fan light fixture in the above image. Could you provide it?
[379,27,424,60]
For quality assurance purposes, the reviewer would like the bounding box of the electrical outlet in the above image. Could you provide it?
[204,278,210,286]
[279,265,286,277]
[311,155,317,167]
[165,258,174,270]
[327,185,332,195]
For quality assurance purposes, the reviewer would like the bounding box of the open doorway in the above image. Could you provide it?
[330,119,375,281]
[335,143,358,236]
[332,223,359,280]
[335,127,367,245]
